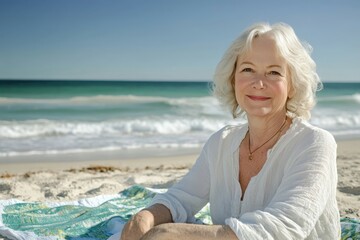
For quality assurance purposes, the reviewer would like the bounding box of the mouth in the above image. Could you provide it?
[247,95,271,101]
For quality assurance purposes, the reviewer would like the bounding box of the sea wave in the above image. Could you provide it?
[2,93,359,105]
[0,118,228,139]
[1,93,360,158]
[0,143,202,157]
[317,93,360,104]
[0,111,359,139]
[0,95,161,104]
[0,95,216,106]
[311,114,360,132]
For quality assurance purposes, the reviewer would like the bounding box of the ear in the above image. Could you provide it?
[288,86,295,99]
[287,75,295,99]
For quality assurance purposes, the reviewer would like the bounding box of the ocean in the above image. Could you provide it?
[0,80,359,160]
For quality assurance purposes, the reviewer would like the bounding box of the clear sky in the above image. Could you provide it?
[0,0,359,82]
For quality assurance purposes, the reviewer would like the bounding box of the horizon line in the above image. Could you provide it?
[0,79,359,83]
[0,78,212,82]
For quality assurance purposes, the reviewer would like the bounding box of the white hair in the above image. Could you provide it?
[212,22,322,119]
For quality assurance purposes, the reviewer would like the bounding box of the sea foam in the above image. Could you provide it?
[1,83,359,158]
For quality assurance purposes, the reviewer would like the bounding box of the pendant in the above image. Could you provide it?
[249,154,253,160]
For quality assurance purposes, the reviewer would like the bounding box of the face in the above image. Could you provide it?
[234,34,293,119]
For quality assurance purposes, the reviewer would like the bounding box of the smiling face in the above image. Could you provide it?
[234,33,293,119]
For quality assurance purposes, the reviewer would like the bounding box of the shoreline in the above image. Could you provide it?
[0,147,201,174]
[0,153,199,175]
[0,138,359,174]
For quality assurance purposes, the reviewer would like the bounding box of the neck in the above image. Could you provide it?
[247,114,288,147]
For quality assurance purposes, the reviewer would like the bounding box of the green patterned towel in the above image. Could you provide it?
[0,185,358,240]
[341,217,360,240]
[0,185,210,240]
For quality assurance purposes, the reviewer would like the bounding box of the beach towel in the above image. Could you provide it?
[0,185,210,240]
[0,185,358,240]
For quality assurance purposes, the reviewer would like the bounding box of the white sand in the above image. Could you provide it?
[0,139,359,219]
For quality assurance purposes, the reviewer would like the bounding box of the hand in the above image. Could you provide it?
[120,211,153,240]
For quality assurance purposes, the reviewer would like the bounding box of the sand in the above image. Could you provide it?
[0,139,359,219]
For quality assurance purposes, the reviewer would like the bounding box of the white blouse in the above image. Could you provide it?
[151,118,341,239]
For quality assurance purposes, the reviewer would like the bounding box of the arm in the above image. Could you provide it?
[120,204,172,240]
[150,144,211,223]
[141,223,238,240]
[121,130,225,240]
[121,141,212,240]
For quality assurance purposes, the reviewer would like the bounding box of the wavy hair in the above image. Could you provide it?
[212,22,322,119]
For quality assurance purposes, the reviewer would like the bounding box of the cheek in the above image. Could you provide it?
[234,74,248,90]
[277,84,290,102]
[234,78,248,106]
[234,78,244,95]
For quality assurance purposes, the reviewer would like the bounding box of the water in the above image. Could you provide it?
[0,80,359,159]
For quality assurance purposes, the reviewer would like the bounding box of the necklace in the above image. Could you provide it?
[248,116,287,160]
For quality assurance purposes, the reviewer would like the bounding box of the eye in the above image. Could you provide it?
[268,71,282,76]
[241,68,253,73]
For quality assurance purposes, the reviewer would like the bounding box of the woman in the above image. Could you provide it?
[121,22,340,239]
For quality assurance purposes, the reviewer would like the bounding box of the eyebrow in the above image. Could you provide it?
[239,62,283,69]
[239,61,254,66]
[267,64,283,69]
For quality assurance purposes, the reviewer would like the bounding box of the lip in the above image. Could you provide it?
[247,95,271,101]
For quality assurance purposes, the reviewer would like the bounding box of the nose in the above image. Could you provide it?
[252,77,265,89]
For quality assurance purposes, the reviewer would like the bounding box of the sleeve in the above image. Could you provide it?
[225,130,338,239]
[150,142,211,223]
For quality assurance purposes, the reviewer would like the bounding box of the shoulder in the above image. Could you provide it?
[208,123,246,144]
[282,118,337,168]
[278,119,338,181]
[202,123,247,154]
[288,118,336,148]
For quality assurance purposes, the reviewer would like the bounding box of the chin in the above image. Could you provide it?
[246,109,272,118]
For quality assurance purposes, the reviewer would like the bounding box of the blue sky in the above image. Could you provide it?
[0,0,359,82]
